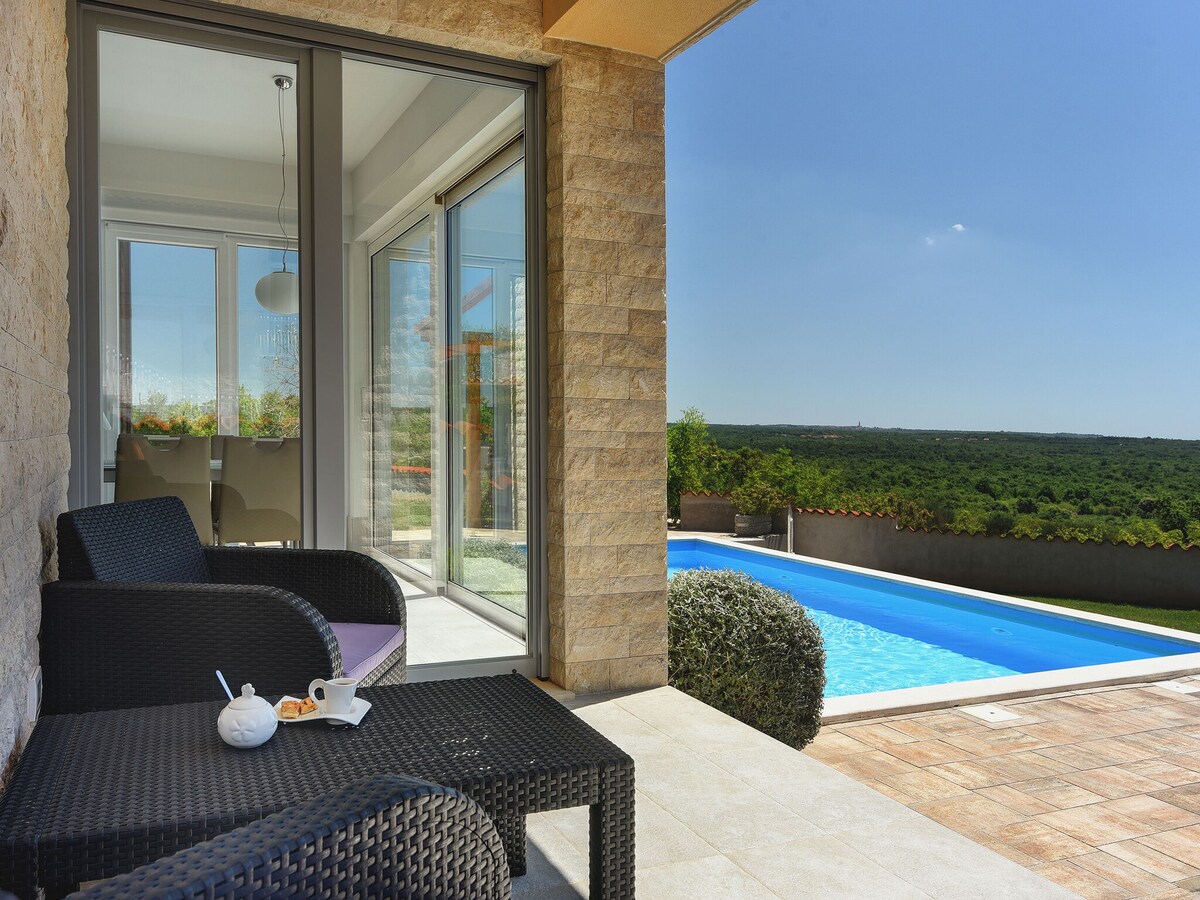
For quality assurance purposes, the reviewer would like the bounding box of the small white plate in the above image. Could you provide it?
[274,695,372,726]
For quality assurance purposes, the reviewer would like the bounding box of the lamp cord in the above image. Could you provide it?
[276,84,290,273]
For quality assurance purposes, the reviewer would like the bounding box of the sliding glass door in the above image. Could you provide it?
[347,51,530,664]
[446,156,528,624]
[76,5,541,674]
[370,215,437,578]
[94,31,302,541]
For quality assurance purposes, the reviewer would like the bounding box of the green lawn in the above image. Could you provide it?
[1020,596,1200,635]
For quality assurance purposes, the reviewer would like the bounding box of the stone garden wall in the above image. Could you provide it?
[793,510,1200,609]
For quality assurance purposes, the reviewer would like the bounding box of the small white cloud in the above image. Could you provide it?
[950,223,966,232]
[924,236,936,246]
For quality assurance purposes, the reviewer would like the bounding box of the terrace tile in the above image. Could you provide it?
[726,835,932,900]
[1102,796,1200,831]
[810,678,1200,899]
[1100,839,1200,882]
[839,722,919,746]
[840,818,1076,899]
[1124,759,1200,787]
[879,769,972,802]
[1149,784,1200,815]
[1134,824,1200,869]
[827,749,923,781]
[1008,776,1108,809]
[910,793,1027,835]
[636,854,779,899]
[1058,766,1173,800]
[513,683,1084,899]
[940,728,1054,756]
[885,739,978,766]
[1032,860,1135,900]
[1035,806,1158,845]
[975,783,1061,816]
[991,819,1094,861]
[1117,729,1200,756]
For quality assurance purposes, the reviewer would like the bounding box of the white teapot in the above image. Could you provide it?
[217,683,278,749]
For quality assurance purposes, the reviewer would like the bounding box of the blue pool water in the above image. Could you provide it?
[668,539,1200,698]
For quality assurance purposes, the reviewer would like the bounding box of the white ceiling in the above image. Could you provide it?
[98,32,432,170]
[343,59,432,170]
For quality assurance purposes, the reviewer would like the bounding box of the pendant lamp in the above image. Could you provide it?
[254,74,299,315]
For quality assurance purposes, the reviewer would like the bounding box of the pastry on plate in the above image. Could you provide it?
[280,700,302,720]
[299,696,318,716]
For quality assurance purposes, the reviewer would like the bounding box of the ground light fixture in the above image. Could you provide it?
[254,74,299,315]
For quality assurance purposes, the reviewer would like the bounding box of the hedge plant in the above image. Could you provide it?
[668,567,825,748]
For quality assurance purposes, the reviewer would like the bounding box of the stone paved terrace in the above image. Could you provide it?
[513,685,1077,898]
[807,676,1200,899]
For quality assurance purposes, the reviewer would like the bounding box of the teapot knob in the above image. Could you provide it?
[241,683,256,698]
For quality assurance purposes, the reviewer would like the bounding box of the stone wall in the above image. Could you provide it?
[679,491,736,533]
[793,511,1200,609]
[0,0,71,780]
[214,0,669,692]
[545,48,668,692]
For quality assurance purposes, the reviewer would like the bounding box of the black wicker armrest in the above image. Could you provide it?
[40,581,342,715]
[204,547,405,628]
[70,774,512,900]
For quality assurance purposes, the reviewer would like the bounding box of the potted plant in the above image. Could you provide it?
[729,481,784,536]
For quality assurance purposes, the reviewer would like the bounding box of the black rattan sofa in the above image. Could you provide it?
[70,774,512,899]
[41,496,407,714]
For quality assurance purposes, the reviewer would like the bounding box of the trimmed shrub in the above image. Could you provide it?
[668,567,825,748]
[462,538,527,571]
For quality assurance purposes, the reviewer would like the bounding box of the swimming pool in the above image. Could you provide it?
[668,538,1200,700]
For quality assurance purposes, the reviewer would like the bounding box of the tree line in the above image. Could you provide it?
[668,409,1200,547]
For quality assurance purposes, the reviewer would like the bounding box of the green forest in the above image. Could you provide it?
[668,409,1200,547]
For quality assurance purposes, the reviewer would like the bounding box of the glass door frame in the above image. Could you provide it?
[67,0,549,678]
[366,201,444,598]
[442,142,529,638]
[368,143,531,642]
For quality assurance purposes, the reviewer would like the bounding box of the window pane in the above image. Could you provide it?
[371,219,435,575]
[124,241,218,435]
[98,31,302,545]
[448,160,527,617]
[236,245,300,437]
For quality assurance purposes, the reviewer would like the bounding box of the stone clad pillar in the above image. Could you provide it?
[545,45,668,692]
[0,0,71,771]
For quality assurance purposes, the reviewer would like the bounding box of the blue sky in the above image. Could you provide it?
[665,0,1200,439]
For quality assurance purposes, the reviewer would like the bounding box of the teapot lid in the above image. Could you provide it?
[227,683,270,710]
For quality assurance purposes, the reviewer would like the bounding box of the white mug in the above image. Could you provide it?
[308,676,359,715]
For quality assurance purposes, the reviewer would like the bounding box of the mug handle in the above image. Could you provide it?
[308,679,327,704]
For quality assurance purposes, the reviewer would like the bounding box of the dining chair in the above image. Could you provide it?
[212,436,301,545]
[115,433,214,543]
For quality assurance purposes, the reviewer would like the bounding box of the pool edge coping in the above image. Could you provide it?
[668,533,1200,723]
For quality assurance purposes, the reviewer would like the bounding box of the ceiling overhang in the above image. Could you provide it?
[543,0,756,62]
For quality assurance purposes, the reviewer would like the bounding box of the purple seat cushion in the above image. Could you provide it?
[328,622,406,682]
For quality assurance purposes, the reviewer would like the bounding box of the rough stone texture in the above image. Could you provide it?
[545,52,668,693]
[0,0,71,777]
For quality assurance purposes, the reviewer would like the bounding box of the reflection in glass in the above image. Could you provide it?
[448,160,527,617]
[121,241,217,435]
[371,218,436,575]
[237,245,300,437]
[97,30,302,541]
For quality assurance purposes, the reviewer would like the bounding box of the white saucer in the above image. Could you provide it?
[274,695,372,726]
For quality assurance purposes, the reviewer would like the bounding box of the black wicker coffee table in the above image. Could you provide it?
[0,674,634,898]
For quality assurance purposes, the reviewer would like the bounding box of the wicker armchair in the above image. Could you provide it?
[41,497,406,715]
[69,774,512,899]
